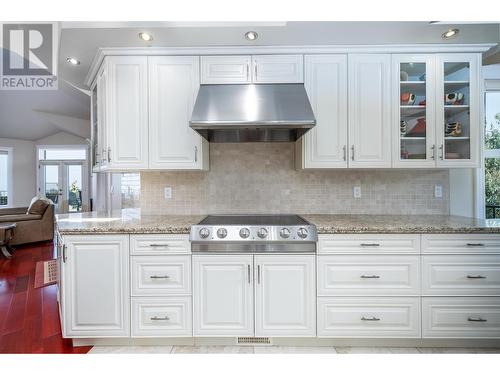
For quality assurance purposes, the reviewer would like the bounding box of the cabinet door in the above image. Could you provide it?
[435,53,481,167]
[348,54,392,168]
[392,54,437,168]
[105,56,149,169]
[252,55,304,83]
[149,56,208,170]
[193,255,253,336]
[254,255,316,337]
[201,56,251,84]
[96,66,107,169]
[298,55,348,168]
[61,235,130,337]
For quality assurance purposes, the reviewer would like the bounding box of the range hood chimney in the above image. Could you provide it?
[190,84,316,143]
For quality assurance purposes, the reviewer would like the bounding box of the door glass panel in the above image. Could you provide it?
[42,165,60,210]
[399,62,427,160]
[67,165,83,212]
[443,62,470,160]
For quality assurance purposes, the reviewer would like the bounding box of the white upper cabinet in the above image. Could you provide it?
[201,55,303,84]
[104,56,149,170]
[201,56,252,84]
[348,54,392,168]
[254,255,316,337]
[252,55,303,83]
[148,56,208,170]
[298,55,348,169]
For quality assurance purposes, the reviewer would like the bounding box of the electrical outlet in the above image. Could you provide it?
[164,187,172,199]
[353,186,361,199]
[434,185,443,198]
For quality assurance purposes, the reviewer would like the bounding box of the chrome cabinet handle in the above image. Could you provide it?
[467,275,486,279]
[257,265,261,284]
[431,145,436,160]
[254,63,258,81]
[149,244,169,248]
[149,275,170,279]
[194,146,198,162]
[150,316,170,321]
[439,144,444,160]
[468,317,487,322]
[246,62,250,81]
[351,145,355,161]
[360,243,380,247]
[102,148,106,162]
[108,147,111,163]
[343,145,346,161]
[247,264,251,284]
[360,275,381,279]
[62,244,67,263]
[361,317,381,321]
[466,243,485,247]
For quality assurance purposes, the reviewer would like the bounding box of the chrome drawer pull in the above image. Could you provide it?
[360,243,380,247]
[468,317,487,322]
[150,316,170,321]
[150,275,170,279]
[360,275,381,279]
[466,243,485,247]
[149,244,169,247]
[361,317,381,321]
[467,275,487,279]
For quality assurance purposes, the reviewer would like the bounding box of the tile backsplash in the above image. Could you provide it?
[140,143,449,215]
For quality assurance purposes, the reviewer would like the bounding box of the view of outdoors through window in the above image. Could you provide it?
[485,92,500,218]
[0,150,9,206]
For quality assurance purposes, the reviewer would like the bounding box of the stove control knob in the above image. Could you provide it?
[297,227,308,239]
[217,228,228,239]
[239,228,250,239]
[199,228,210,239]
[280,228,291,239]
[257,228,268,239]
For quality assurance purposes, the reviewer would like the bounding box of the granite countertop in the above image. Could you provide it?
[56,210,500,235]
[303,214,500,234]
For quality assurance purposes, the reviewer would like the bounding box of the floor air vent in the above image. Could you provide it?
[237,337,272,345]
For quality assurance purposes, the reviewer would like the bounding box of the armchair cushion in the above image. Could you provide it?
[0,214,42,223]
[27,197,52,215]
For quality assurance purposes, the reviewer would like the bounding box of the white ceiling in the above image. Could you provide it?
[1,21,499,141]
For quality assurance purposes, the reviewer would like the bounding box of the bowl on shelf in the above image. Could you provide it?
[401,92,416,105]
[444,92,465,105]
[445,121,462,137]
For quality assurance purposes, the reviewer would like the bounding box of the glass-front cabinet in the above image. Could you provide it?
[393,53,480,168]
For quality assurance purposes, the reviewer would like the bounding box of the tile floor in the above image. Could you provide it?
[88,346,500,354]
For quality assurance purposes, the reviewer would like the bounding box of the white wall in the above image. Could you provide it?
[35,131,88,146]
[0,138,36,207]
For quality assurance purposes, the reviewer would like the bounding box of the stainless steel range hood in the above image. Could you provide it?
[190,84,316,142]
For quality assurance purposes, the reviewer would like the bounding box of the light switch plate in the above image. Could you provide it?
[434,185,443,198]
[353,186,361,199]
[164,187,172,199]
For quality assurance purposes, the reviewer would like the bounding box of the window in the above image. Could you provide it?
[484,91,500,218]
[38,147,86,161]
[0,148,12,207]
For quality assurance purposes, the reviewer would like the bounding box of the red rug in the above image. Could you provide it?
[34,259,58,289]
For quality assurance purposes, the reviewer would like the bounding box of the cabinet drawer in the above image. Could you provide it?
[422,255,500,296]
[318,234,420,254]
[130,234,190,255]
[317,255,420,296]
[131,256,191,296]
[422,234,500,254]
[131,297,192,337]
[317,297,420,338]
[422,297,500,338]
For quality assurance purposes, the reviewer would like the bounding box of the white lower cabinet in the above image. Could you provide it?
[255,255,316,337]
[131,297,192,337]
[317,297,421,338]
[193,255,254,336]
[61,235,130,337]
[422,297,500,338]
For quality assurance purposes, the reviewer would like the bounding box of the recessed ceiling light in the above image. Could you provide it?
[442,28,459,39]
[245,31,258,41]
[66,57,80,65]
[139,32,153,42]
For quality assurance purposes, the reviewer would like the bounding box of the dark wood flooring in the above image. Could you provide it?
[0,242,91,353]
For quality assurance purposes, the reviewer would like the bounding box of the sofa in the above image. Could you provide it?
[0,199,55,246]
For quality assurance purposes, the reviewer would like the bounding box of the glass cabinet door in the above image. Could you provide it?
[436,54,480,166]
[393,55,435,167]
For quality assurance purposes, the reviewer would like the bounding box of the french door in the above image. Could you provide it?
[39,161,88,214]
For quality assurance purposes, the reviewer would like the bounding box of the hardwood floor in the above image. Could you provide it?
[0,242,91,354]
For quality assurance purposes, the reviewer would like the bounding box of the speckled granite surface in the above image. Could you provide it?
[303,214,500,234]
[56,209,500,235]
[56,209,204,234]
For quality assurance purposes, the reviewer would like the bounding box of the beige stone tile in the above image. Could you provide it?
[88,346,173,354]
[417,347,500,354]
[335,347,420,354]
[253,346,337,354]
[171,345,254,354]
